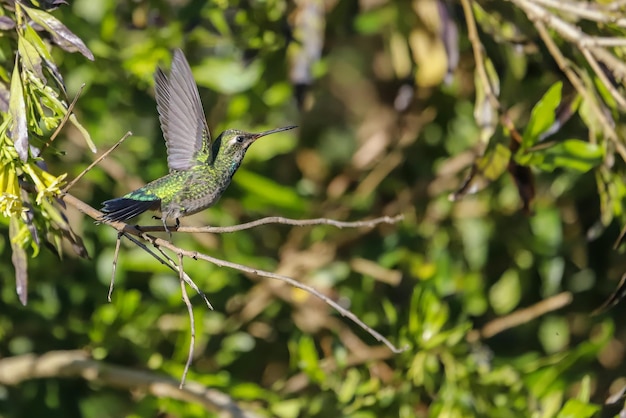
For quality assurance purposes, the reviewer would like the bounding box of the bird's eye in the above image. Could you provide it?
[236,135,244,143]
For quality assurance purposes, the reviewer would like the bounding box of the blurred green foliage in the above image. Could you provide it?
[1,0,626,417]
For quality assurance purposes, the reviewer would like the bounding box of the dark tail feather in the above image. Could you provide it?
[100,198,160,222]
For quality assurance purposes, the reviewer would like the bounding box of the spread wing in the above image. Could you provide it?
[155,49,211,172]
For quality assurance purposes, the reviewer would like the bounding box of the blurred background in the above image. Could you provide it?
[1,0,626,417]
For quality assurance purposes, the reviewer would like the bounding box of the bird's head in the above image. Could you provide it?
[215,125,297,162]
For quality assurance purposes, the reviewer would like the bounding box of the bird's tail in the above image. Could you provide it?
[100,197,160,222]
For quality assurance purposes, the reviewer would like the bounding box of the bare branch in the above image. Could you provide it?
[62,193,406,353]
[507,0,626,158]
[461,0,501,111]
[467,291,573,341]
[64,131,133,192]
[109,232,122,302]
[0,350,260,418]
[581,47,626,109]
[136,214,404,234]
[179,253,195,388]
[115,230,214,310]
[530,16,626,158]
[530,0,626,27]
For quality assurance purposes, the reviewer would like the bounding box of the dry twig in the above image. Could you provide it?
[178,252,195,388]
[467,291,573,342]
[64,131,133,192]
[63,191,405,353]
[0,350,259,418]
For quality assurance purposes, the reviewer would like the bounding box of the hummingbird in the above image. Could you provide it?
[100,49,296,230]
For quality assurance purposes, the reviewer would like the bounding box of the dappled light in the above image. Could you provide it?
[2,0,626,417]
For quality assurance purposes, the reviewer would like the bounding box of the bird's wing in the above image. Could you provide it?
[155,49,211,172]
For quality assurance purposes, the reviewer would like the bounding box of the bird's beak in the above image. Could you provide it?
[251,125,298,140]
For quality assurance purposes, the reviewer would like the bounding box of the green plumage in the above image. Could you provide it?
[100,49,296,227]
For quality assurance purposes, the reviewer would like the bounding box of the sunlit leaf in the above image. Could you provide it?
[489,269,521,314]
[69,113,96,153]
[9,59,29,162]
[410,27,447,87]
[538,93,581,142]
[297,336,324,383]
[194,57,262,94]
[235,169,306,211]
[556,399,600,418]
[522,81,562,149]
[23,6,94,60]
[18,36,44,81]
[518,139,603,172]
[450,143,510,200]
[353,5,396,34]
[593,73,617,111]
[337,368,360,403]
[24,24,66,93]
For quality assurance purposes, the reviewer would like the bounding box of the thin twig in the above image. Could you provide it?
[530,0,626,27]
[461,0,501,111]
[62,193,406,353]
[510,0,626,159]
[117,230,214,310]
[139,234,214,310]
[143,230,405,352]
[581,47,626,110]
[156,240,407,353]
[593,271,626,315]
[614,225,626,249]
[0,350,259,418]
[39,84,85,157]
[64,131,133,192]
[135,215,404,234]
[179,253,194,389]
[109,232,123,302]
[535,20,626,158]
[478,292,573,339]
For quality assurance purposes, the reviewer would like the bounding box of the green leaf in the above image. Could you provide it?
[10,217,28,305]
[556,399,600,418]
[18,37,44,82]
[450,143,510,200]
[353,6,396,34]
[235,169,306,212]
[476,143,511,180]
[522,82,562,149]
[338,368,361,403]
[518,139,603,172]
[297,336,325,383]
[194,57,262,94]
[489,269,521,315]
[22,6,94,60]
[577,375,592,402]
[9,59,28,161]
[24,25,66,92]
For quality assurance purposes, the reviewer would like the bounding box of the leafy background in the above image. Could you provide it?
[1,0,626,417]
